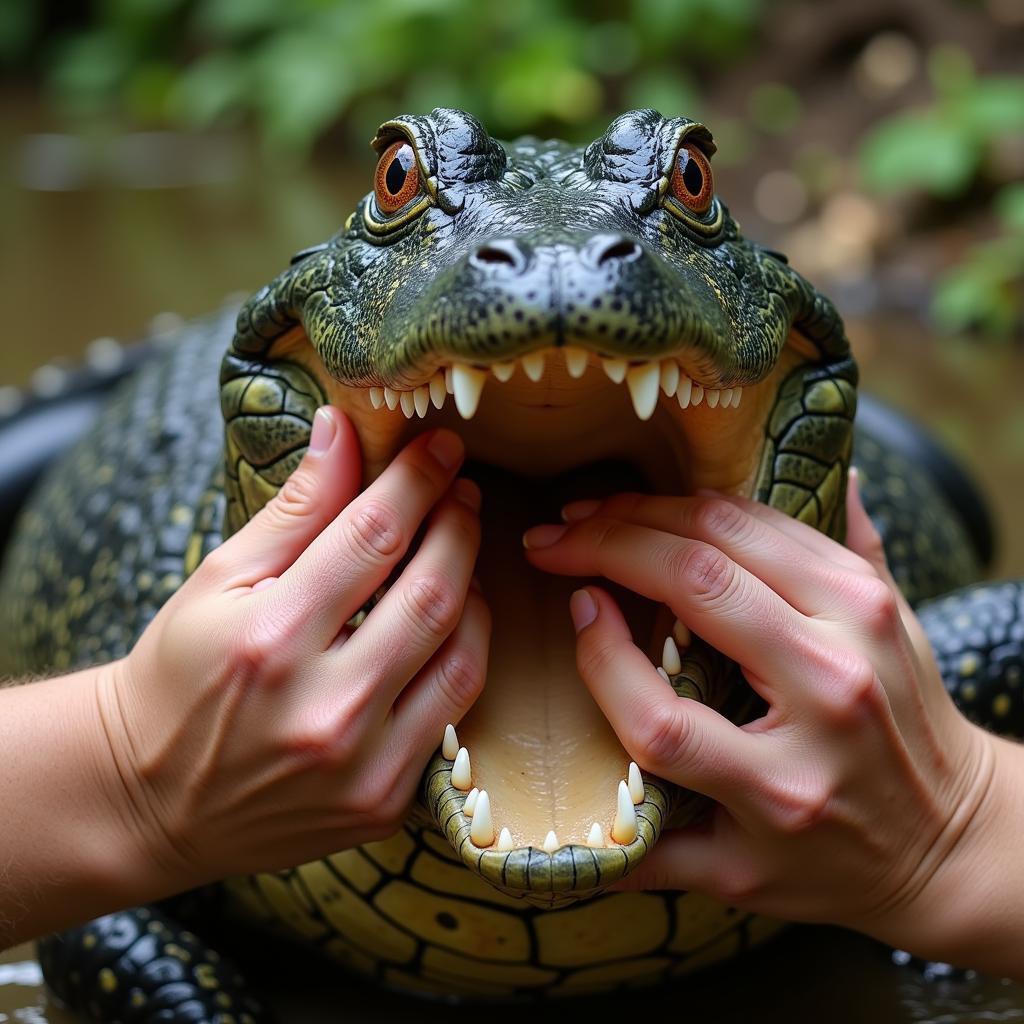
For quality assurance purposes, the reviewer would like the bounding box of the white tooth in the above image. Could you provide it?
[521,351,545,382]
[662,636,682,676]
[452,364,487,419]
[492,361,515,382]
[720,387,733,409]
[672,618,692,648]
[464,787,479,818]
[384,387,400,411]
[732,386,743,408]
[612,780,638,844]
[602,358,627,384]
[429,373,446,410]
[414,385,430,418]
[542,830,559,854]
[563,346,589,378]
[586,822,605,848]
[706,388,720,409]
[400,390,416,418]
[496,827,515,851]
[691,384,704,407]
[470,791,494,847]
[628,762,644,805]
[442,723,459,760]
[445,366,454,395]
[660,360,680,397]
[451,747,472,790]
[676,375,692,409]
[626,362,660,421]
[369,387,384,410]
[657,666,671,683]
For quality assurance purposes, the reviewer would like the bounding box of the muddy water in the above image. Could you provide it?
[2,113,1024,1021]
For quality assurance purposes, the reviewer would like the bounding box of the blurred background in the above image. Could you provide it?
[0,0,1021,576]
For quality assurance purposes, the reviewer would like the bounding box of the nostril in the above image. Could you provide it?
[469,240,525,272]
[595,238,642,266]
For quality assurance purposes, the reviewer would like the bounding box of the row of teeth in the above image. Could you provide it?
[367,350,744,422]
[441,724,645,852]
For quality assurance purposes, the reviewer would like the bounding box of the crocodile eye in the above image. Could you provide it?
[375,140,419,214]
[669,141,713,215]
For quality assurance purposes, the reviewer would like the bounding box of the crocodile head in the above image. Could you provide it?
[221,108,857,908]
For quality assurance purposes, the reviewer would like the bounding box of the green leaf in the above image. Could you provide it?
[955,77,1024,137]
[996,183,1024,233]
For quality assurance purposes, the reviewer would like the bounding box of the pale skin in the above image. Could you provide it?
[2,407,1022,982]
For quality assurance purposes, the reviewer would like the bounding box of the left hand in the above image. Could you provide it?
[521,479,1000,963]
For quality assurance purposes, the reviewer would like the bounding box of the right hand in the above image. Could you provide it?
[99,407,489,888]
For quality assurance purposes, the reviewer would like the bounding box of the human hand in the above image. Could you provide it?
[522,477,1001,962]
[100,408,489,889]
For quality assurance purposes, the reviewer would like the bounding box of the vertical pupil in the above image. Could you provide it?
[680,151,704,196]
[385,158,407,196]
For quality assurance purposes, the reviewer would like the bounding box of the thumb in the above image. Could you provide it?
[209,406,363,585]
[844,468,890,580]
[612,821,727,894]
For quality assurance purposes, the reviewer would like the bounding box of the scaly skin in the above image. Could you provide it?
[0,108,1018,1016]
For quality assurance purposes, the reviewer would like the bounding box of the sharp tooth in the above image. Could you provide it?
[732,386,743,408]
[470,791,494,847]
[677,375,692,409]
[384,387,400,411]
[611,780,638,844]
[429,373,446,410]
[626,362,660,420]
[496,827,514,851]
[400,390,416,418]
[451,747,472,790]
[463,787,479,818]
[492,361,515,382]
[451,364,487,419]
[720,387,733,409]
[542,830,559,854]
[657,666,671,683]
[414,385,430,418]
[586,822,605,848]
[672,618,692,648]
[442,723,459,760]
[521,351,545,382]
[369,387,384,410]
[662,636,682,675]
[660,360,680,397]
[563,346,588,378]
[602,358,627,384]
[445,366,454,395]
[706,388,720,409]
[627,762,644,805]
[691,384,704,407]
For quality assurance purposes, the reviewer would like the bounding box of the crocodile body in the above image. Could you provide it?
[1,109,1022,1019]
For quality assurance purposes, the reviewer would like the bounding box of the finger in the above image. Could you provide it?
[267,428,466,643]
[526,520,818,693]
[389,587,491,767]
[571,586,767,808]
[205,407,362,586]
[612,819,735,895]
[333,481,482,710]
[844,470,896,584]
[561,492,870,617]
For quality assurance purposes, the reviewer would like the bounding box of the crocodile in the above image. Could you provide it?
[1,107,1022,1019]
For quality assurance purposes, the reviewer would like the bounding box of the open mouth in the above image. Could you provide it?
[255,329,826,908]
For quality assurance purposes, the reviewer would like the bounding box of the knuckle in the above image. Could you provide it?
[632,703,696,775]
[347,500,403,562]
[231,616,298,683]
[668,542,734,602]
[692,497,748,543]
[856,578,901,637]
[433,648,485,711]
[712,867,765,907]
[765,778,832,836]
[816,652,886,728]
[403,573,462,640]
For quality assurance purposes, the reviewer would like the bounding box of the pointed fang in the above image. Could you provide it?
[563,346,589,378]
[429,373,446,409]
[369,387,384,410]
[602,358,627,384]
[586,822,605,848]
[628,762,644,804]
[612,780,638,844]
[496,827,514,851]
[662,636,682,676]
[492,361,515,382]
[451,364,487,420]
[470,791,494,847]
[626,362,661,421]
[521,351,545,382]
[542,830,559,854]
[464,787,479,818]
[660,361,680,397]
[451,747,472,790]
[414,385,430,418]
[442,723,459,761]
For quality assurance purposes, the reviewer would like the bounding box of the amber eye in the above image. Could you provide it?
[669,141,714,215]
[374,140,420,214]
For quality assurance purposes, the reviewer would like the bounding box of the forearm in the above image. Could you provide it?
[0,664,178,948]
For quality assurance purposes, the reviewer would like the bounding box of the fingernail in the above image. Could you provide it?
[426,429,464,470]
[308,407,336,455]
[453,477,482,512]
[570,589,598,633]
[522,524,567,549]
[561,498,601,523]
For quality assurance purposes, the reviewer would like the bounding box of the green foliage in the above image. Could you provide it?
[17,0,763,154]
